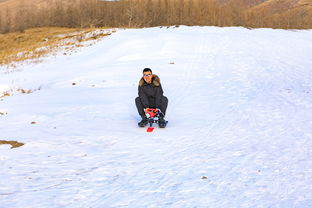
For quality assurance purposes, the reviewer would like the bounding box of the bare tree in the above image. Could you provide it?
[1,0,311,34]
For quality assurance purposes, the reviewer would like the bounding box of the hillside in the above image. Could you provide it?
[0,0,49,17]
[248,0,312,13]
[218,0,312,13]
[1,26,312,207]
[217,0,268,8]
[2,0,312,14]
[1,0,311,31]
[0,0,48,9]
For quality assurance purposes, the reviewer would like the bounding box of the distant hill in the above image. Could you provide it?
[216,0,268,9]
[2,0,312,14]
[1,0,311,32]
[0,0,54,13]
[217,0,312,14]
[0,0,47,7]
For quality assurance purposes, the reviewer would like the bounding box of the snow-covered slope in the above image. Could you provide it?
[1,26,312,208]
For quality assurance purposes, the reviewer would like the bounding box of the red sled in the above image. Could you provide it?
[146,127,155,132]
[144,108,167,133]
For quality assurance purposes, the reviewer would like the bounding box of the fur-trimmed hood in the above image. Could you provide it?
[139,74,160,87]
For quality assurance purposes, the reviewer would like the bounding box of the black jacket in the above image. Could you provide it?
[138,74,164,108]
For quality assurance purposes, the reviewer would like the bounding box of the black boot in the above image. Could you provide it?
[138,116,148,127]
[158,116,167,128]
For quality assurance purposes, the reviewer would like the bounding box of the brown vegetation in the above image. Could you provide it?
[0,91,10,97]
[1,86,42,99]
[0,27,112,66]
[0,0,311,34]
[0,140,24,148]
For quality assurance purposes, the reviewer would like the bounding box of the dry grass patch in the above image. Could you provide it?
[0,112,8,116]
[0,27,113,67]
[0,140,24,149]
[17,87,41,94]
[0,86,42,98]
[1,91,10,98]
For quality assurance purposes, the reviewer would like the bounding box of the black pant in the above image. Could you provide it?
[135,96,168,118]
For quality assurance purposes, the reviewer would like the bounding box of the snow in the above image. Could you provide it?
[1,26,312,208]
[0,85,9,93]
